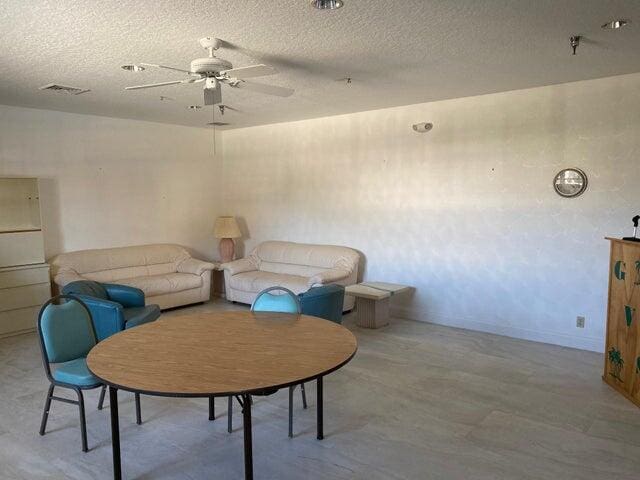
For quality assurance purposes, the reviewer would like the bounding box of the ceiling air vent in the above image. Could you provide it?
[39,83,90,95]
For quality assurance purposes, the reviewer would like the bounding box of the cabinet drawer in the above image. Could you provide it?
[0,306,39,337]
[0,231,45,268]
[0,264,50,289]
[0,283,51,312]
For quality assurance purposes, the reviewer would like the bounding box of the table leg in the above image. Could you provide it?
[242,393,253,480]
[317,376,324,440]
[134,393,142,425]
[209,396,215,421]
[109,387,122,480]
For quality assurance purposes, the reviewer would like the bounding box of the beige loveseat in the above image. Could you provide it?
[222,241,359,311]
[51,244,215,310]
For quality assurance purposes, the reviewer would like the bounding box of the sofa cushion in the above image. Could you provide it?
[118,273,202,297]
[259,261,326,278]
[252,241,359,273]
[51,244,190,279]
[229,271,309,295]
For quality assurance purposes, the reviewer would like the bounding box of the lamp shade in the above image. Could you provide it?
[214,216,241,239]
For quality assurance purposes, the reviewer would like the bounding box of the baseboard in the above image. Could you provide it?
[390,305,604,353]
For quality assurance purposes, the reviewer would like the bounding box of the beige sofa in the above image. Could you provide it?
[222,241,359,311]
[51,244,215,310]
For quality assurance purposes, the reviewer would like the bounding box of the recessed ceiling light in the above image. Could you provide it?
[121,64,145,72]
[601,19,629,29]
[311,0,343,10]
[187,105,202,110]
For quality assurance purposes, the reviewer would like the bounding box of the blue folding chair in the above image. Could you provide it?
[227,287,306,438]
[37,295,103,452]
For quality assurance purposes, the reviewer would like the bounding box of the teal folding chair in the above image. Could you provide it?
[37,295,102,452]
[227,287,306,438]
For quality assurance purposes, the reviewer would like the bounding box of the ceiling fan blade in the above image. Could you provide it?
[221,64,277,79]
[125,76,203,90]
[139,63,194,75]
[125,80,185,90]
[235,80,294,97]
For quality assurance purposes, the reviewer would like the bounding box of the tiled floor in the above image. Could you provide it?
[1,299,639,479]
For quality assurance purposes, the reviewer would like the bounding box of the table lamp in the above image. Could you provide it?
[214,216,241,263]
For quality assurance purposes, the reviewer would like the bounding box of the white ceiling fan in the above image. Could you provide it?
[123,37,294,105]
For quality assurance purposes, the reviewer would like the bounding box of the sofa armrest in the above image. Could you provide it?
[73,294,126,342]
[222,258,257,276]
[103,283,145,308]
[308,268,351,287]
[177,258,216,276]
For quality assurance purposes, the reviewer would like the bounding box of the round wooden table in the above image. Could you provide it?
[87,311,357,480]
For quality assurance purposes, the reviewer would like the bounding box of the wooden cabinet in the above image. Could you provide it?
[0,264,51,337]
[0,178,51,338]
[603,237,640,407]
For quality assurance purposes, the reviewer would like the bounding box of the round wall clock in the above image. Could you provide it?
[553,168,588,198]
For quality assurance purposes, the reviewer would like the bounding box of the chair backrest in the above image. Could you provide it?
[62,280,108,300]
[38,295,97,365]
[299,284,345,324]
[251,286,301,314]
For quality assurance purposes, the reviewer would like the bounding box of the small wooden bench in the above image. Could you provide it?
[345,282,411,329]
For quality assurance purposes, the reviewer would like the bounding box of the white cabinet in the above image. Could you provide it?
[0,178,51,338]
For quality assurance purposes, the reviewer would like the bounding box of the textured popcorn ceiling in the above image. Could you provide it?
[1,0,639,129]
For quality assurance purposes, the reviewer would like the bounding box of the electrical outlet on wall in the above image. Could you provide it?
[576,316,585,328]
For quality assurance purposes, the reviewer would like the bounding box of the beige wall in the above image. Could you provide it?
[221,72,640,352]
[0,105,223,261]
[2,73,639,352]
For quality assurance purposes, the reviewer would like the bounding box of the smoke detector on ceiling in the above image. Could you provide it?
[39,83,90,95]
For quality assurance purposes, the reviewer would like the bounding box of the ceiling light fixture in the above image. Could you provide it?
[311,0,344,10]
[187,105,202,110]
[601,19,629,29]
[121,64,145,72]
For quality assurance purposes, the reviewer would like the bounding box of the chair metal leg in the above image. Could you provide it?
[135,393,142,425]
[39,384,54,436]
[227,396,233,433]
[98,385,106,410]
[300,382,308,409]
[288,386,294,438]
[209,396,215,421]
[76,389,89,452]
